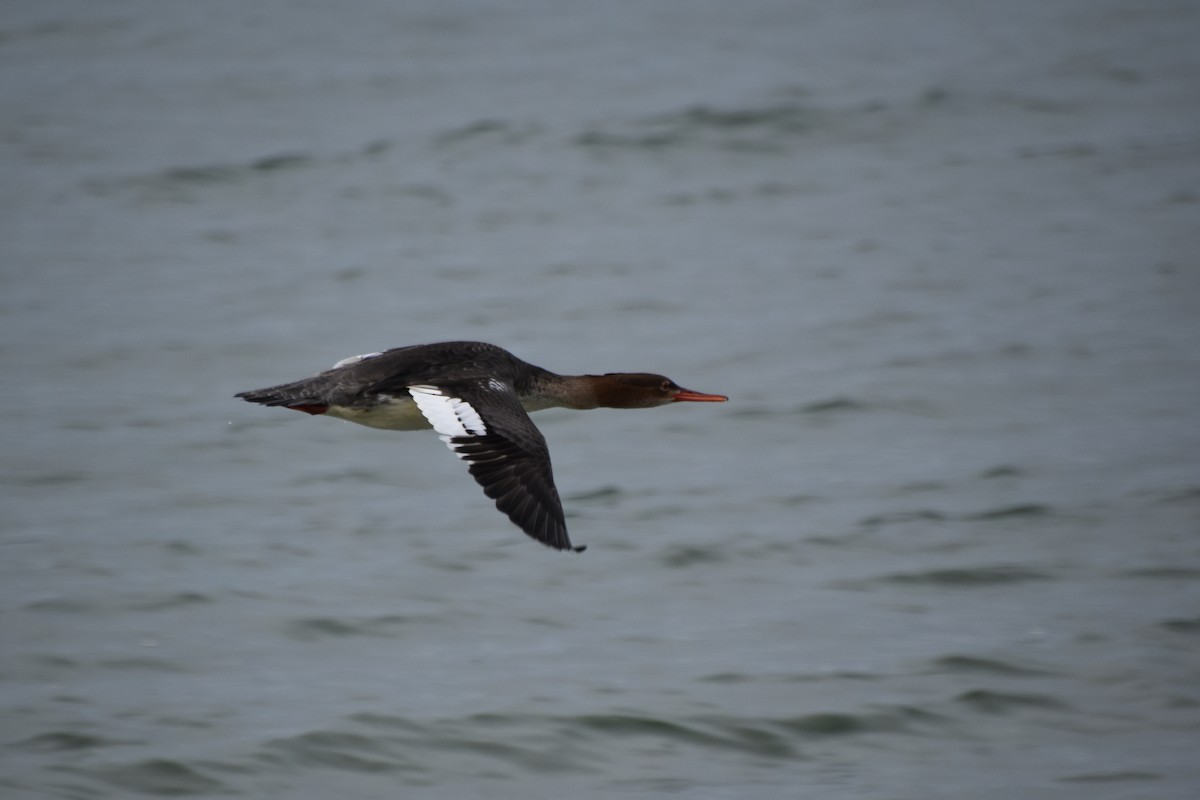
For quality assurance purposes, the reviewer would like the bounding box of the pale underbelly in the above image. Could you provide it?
[325,397,430,431]
[323,391,551,432]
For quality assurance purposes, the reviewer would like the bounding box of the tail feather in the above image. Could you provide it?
[235,381,328,414]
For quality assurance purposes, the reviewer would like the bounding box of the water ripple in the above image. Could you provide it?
[283,615,431,641]
[88,758,228,796]
[955,689,1070,713]
[261,731,415,774]
[13,732,127,752]
[930,655,1057,676]
[876,565,1053,586]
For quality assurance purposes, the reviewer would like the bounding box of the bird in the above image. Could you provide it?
[235,340,727,552]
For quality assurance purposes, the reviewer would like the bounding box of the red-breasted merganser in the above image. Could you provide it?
[236,341,727,552]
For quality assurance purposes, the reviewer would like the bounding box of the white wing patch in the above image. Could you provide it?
[408,386,487,457]
[333,351,383,368]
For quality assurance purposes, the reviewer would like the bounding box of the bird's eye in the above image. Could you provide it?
[661,380,672,392]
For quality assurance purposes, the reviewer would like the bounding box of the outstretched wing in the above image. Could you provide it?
[408,384,582,552]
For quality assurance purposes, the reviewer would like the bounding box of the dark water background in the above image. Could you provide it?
[3,1,1199,797]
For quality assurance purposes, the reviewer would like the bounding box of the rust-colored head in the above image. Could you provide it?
[590,373,729,409]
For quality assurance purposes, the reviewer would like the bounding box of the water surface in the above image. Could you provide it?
[3,1,1199,798]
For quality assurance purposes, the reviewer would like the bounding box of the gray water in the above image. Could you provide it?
[3,1,1199,797]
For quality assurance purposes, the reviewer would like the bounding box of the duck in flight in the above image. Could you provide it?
[236,341,728,552]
